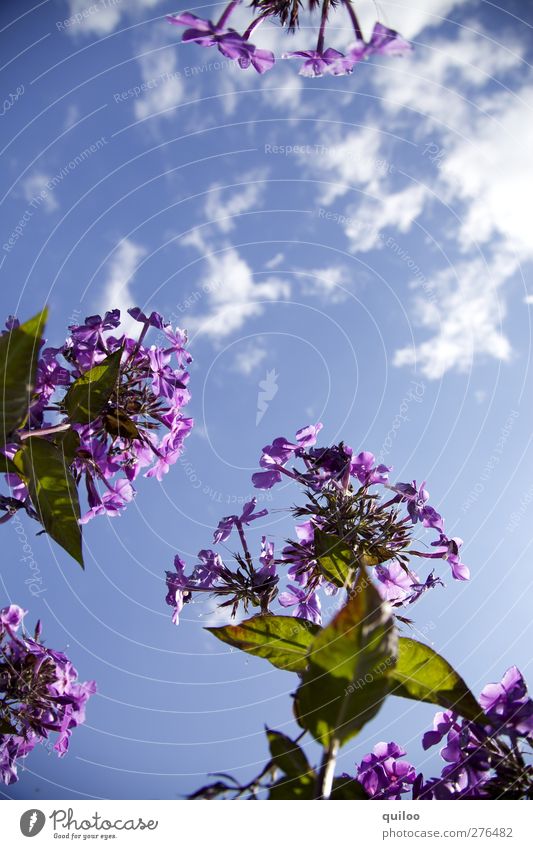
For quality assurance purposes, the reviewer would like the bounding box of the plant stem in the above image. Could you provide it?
[316,737,340,799]
[316,0,330,53]
[343,0,364,41]
[19,423,71,442]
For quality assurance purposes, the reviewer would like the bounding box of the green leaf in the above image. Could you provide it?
[266,729,311,779]
[63,347,123,424]
[268,774,315,800]
[0,453,19,476]
[207,615,320,672]
[19,438,83,567]
[389,637,483,722]
[331,777,369,799]
[295,569,397,747]
[0,309,47,444]
[53,428,80,466]
[315,529,358,587]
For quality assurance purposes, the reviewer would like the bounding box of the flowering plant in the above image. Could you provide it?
[0,604,95,785]
[164,424,533,800]
[167,0,411,78]
[0,307,193,566]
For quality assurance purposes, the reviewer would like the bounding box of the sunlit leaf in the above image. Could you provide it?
[0,309,47,444]
[63,347,123,424]
[267,729,311,778]
[389,637,483,722]
[295,569,397,746]
[19,438,83,567]
[315,529,357,587]
[207,615,320,672]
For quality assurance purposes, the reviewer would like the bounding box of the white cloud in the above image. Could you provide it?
[345,184,427,252]
[438,83,533,259]
[204,175,266,233]
[184,241,290,340]
[21,173,59,212]
[297,265,350,302]
[308,126,385,205]
[393,254,515,379]
[133,40,185,121]
[100,239,147,332]
[232,340,268,375]
[265,252,285,269]
[65,0,163,37]
[342,0,471,41]
[525,295,533,305]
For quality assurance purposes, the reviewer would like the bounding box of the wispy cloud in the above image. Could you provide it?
[99,239,147,332]
[393,253,514,379]
[204,174,267,233]
[182,233,290,340]
[21,173,59,213]
[232,340,268,375]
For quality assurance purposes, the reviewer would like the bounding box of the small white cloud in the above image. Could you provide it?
[183,235,290,340]
[265,252,285,270]
[232,340,267,376]
[64,0,163,37]
[524,295,533,305]
[204,175,266,233]
[309,127,384,205]
[393,254,514,380]
[297,265,349,302]
[133,39,185,121]
[100,239,147,333]
[21,173,59,213]
[345,184,427,252]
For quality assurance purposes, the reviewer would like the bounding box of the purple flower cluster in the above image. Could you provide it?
[251,423,468,619]
[167,2,410,78]
[355,741,417,799]
[0,605,96,785]
[2,308,193,525]
[166,498,275,625]
[353,668,533,801]
[165,422,469,628]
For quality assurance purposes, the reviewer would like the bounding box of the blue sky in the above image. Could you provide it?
[1,0,533,800]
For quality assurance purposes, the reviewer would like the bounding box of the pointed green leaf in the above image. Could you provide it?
[0,453,19,476]
[19,438,83,567]
[0,309,47,443]
[207,615,320,672]
[267,729,311,779]
[63,347,123,424]
[295,569,397,747]
[389,637,483,722]
[315,529,358,587]
[268,774,315,800]
[331,777,369,799]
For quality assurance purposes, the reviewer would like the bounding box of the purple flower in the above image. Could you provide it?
[80,478,135,524]
[166,555,191,625]
[479,666,533,737]
[190,550,225,589]
[295,422,323,447]
[252,469,283,489]
[430,535,469,581]
[128,307,165,330]
[0,605,26,633]
[367,22,412,57]
[375,561,417,604]
[350,451,391,486]
[167,8,274,74]
[213,498,268,544]
[357,742,416,799]
[284,48,346,78]
[279,584,321,625]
